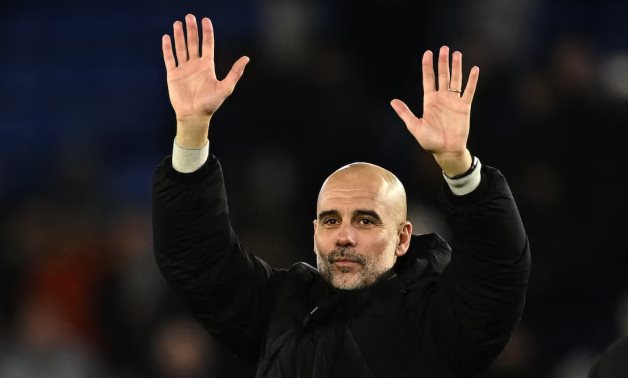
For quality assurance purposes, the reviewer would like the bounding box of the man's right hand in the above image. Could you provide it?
[162,14,250,148]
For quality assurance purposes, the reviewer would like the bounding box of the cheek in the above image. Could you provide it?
[366,232,397,257]
[313,231,328,255]
[314,228,334,247]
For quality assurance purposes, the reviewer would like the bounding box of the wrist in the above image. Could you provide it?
[172,138,209,173]
[443,156,482,195]
[176,116,211,149]
[434,150,473,177]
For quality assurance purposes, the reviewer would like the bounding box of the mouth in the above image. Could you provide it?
[332,259,361,267]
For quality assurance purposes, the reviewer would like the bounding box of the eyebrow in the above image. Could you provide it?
[352,209,382,223]
[317,209,383,223]
[318,210,340,219]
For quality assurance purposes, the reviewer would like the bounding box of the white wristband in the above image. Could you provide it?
[172,138,209,173]
[443,157,482,196]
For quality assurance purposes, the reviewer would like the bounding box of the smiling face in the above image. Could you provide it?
[314,163,412,290]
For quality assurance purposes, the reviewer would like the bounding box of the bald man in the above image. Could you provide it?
[314,163,412,291]
[153,14,530,378]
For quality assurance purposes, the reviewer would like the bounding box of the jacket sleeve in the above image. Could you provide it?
[425,165,531,375]
[152,153,274,365]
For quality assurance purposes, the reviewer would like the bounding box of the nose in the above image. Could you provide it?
[335,223,357,247]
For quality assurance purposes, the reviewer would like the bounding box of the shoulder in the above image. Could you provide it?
[269,262,320,289]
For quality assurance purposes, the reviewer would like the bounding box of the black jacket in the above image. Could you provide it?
[152,153,531,378]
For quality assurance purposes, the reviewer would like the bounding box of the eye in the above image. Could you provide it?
[323,218,339,225]
[358,217,373,225]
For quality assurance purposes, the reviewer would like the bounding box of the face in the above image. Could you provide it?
[313,170,411,290]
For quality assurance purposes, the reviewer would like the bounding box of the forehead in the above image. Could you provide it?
[317,180,388,213]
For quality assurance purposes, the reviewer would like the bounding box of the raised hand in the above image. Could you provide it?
[162,14,249,148]
[391,46,479,177]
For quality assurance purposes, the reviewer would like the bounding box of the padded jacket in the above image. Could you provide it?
[152,153,531,378]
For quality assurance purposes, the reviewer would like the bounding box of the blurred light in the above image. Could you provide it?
[600,52,628,99]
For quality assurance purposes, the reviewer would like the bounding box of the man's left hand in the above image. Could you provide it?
[391,46,479,177]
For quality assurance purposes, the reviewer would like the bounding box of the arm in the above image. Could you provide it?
[392,47,530,374]
[433,162,530,374]
[153,14,270,364]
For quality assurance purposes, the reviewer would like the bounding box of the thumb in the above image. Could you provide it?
[390,99,419,131]
[221,55,250,96]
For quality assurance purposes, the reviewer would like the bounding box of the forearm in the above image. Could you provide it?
[442,165,528,260]
[429,165,530,373]
[152,153,272,362]
[152,153,239,292]
[152,153,269,305]
[442,165,530,324]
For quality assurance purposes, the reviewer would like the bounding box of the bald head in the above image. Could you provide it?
[314,162,413,289]
[317,162,408,225]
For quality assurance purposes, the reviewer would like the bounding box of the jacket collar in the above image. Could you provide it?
[394,233,451,275]
[306,233,451,322]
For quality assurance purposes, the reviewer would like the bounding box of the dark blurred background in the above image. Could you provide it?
[1,0,628,376]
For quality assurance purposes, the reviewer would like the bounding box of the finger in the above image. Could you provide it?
[390,99,419,131]
[162,35,176,71]
[437,46,450,91]
[173,21,188,64]
[450,51,462,93]
[185,14,199,59]
[201,18,215,62]
[221,56,250,95]
[421,50,436,94]
[462,66,480,104]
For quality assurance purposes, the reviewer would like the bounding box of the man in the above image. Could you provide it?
[152,13,531,377]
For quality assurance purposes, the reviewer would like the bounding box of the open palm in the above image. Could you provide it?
[162,15,249,123]
[391,46,479,156]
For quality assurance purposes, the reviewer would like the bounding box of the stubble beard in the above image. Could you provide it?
[316,247,392,290]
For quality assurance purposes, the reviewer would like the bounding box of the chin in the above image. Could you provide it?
[329,274,368,290]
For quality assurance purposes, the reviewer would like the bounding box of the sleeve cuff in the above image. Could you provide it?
[172,138,210,173]
[443,157,482,196]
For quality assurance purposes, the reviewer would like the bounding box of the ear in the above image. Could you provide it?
[313,219,319,254]
[395,221,413,257]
